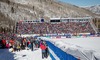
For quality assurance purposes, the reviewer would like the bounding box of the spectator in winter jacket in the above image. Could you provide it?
[0,37,2,48]
[9,38,15,48]
[40,43,46,59]
[27,40,30,47]
[45,44,49,58]
[43,41,49,58]
[31,40,34,51]
[2,37,6,48]
[16,44,21,52]
[6,42,10,48]
[21,38,26,50]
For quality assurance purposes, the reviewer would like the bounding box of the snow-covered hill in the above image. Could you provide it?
[84,5,100,15]
[0,0,99,21]
[0,0,100,31]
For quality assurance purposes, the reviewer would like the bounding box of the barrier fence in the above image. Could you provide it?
[46,41,78,60]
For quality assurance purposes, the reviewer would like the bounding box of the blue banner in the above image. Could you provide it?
[46,41,77,60]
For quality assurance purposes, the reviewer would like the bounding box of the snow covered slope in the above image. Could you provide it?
[40,37,100,60]
[84,5,100,15]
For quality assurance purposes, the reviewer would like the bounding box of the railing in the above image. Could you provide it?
[89,19,98,33]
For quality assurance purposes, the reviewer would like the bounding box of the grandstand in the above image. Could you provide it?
[0,17,99,60]
[16,17,97,35]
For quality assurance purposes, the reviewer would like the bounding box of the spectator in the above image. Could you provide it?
[40,42,47,59]
[1,37,6,48]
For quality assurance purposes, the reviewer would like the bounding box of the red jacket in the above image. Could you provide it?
[10,40,15,45]
[6,44,10,48]
[2,40,6,45]
[27,41,30,45]
[40,44,46,50]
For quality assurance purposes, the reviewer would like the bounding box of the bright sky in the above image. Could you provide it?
[59,0,100,6]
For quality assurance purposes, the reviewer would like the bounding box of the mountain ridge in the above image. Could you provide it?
[83,5,100,15]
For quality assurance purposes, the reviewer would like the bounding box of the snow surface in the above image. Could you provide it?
[0,37,100,60]
[0,48,51,60]
[40,37,100,60]
[41,37,100,53]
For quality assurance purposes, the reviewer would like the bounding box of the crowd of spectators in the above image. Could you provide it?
[0,32,49,59]
[16,21,95,34]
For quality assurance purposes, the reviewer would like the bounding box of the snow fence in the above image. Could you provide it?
[46,41,77,60]
[46,40,97,60]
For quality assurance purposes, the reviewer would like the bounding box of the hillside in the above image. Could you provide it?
[84,5,100,15]
[0,0,100,32]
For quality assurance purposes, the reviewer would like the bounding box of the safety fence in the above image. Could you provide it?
[46,41,78,60]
